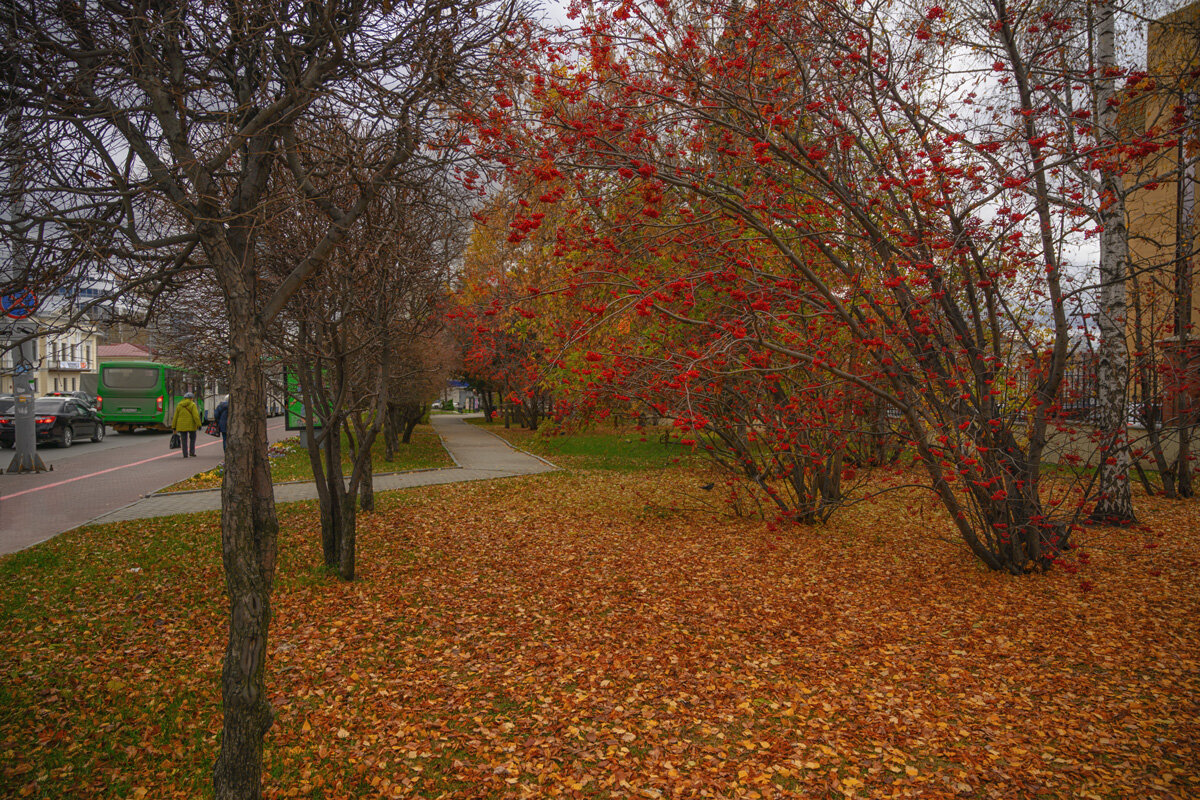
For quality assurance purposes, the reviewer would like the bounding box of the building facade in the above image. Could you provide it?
[1,319,101,397]
[1124,1,1200,423]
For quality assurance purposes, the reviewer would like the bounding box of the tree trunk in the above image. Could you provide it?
[383,405,398,461]
[905,399,1069,575]
[313,426,355,579]
[213,321,277,800]
[522,394,540,431]
[359,456,374,512]
[1089,0,1136,524]
[320,424,343,568]
[1169,90,1196,498]
[400,403,423,443]
[338,491,357,581]
[1145,422,1179,497]
[481,389,495,421]
[1175,427,1195,497]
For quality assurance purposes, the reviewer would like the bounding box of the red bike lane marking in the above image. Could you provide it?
[3,423,285,502]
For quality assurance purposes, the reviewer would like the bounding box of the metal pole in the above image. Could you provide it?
[2,106,49,473]
[5,320,46,473]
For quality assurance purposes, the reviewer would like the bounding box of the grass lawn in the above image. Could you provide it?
[1,433,1198,798]
[472,418,705,472]
[160,424,454,492]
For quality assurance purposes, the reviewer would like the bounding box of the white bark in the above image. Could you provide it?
[1090,0,1137,523]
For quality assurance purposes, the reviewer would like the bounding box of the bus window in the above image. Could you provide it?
[101,366,160,389]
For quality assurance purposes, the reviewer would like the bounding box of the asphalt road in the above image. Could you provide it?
[0,418,291,555]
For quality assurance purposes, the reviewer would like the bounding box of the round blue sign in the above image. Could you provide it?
[1,289,38,319]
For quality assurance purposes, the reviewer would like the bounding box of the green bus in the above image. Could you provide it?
[96,361,205,433]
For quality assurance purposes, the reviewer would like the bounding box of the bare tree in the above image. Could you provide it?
[385,330,458,450]
[267,155,464,581]
[1,1,520,796]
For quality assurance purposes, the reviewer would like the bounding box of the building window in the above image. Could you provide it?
[54,378,60,392]
[72,377,77,391]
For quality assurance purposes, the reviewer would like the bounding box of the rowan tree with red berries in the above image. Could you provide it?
[458,0,1190,573]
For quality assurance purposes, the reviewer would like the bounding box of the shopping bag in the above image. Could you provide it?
[204,422,220,437]
[169,432,181,449]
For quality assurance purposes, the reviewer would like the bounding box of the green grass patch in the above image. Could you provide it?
[161,424,453,492]
[471,419,702,471]
[0,513,225,799]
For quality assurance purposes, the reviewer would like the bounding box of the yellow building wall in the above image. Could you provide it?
[1124,1,1199,420]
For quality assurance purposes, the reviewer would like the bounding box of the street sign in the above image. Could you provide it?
[1,289,38,319]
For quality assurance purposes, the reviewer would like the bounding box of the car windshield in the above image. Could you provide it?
[33,399,67,413]
[0,397,13,414]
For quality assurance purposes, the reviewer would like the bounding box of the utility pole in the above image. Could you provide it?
[2,319,47,474]
[2,107,48,474]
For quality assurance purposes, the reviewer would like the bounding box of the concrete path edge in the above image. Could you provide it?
[86,414,557,525]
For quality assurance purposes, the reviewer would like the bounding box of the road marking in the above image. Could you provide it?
[2,424,286,501]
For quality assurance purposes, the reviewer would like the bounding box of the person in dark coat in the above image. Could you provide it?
[214,397,230,451]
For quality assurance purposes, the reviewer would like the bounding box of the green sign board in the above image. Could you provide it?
[283,369,324,432]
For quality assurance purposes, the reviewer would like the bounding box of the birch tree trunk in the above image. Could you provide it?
[1089,0,1137,524]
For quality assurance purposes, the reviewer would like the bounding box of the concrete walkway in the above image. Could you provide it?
[88,414,557,524]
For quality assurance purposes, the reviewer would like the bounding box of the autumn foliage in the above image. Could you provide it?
[456,0,1200,574]
[2,461,1198,798]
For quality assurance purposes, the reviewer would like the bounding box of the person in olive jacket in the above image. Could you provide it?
[173,391,203,458]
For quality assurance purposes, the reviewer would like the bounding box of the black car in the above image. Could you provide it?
[43,390,100,409]
[0,397,106,448]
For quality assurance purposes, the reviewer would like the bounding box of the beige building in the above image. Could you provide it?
[1124,1,1199,422]
[1,319,101,397]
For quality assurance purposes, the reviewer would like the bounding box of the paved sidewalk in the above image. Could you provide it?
[87,415,557,524]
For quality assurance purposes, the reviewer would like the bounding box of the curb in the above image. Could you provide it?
[150,466,455,497]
